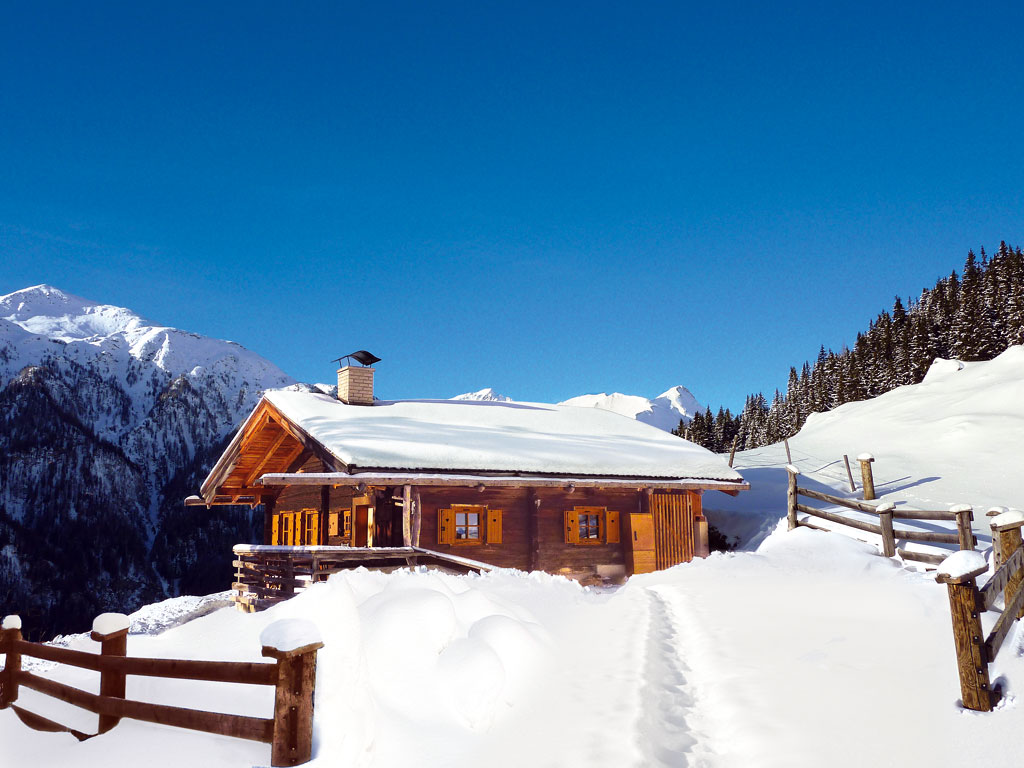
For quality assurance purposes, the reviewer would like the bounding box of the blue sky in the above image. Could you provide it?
[2,1,1022,410]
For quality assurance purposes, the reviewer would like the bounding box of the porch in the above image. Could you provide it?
[231,544,494,612]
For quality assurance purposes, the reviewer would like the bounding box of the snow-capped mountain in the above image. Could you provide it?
[451,385,702,431]
[560,386,702,432]
[0,285,296,635]
[452,387,512,402]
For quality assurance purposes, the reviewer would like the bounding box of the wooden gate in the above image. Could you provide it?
[650,492,697,570]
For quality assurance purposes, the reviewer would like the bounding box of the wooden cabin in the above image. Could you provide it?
[190,365,748,608]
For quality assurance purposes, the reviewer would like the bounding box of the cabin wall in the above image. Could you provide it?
[419,486,645,580]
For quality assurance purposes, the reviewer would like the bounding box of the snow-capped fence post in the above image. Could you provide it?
[91,613,130,733]
[261,619,324,767]
[857,454,875,500]
[951,505,975,552]
[990,513,1024,620]
[785,465,799,531]
[986,507,1008,566]
[0,615,23,708]
[936,553,994,712]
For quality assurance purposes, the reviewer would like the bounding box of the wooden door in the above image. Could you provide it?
[627,513,657,575]
[650,492,695,570]
[353,504,374,547]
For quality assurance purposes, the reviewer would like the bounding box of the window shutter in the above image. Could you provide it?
[606,510,620,543]
[311,511,320,545]
[438,508,455,545]
[272,513,280,545]
[565,509,579,544]
[328,510,339,537]
[487,509,503,544]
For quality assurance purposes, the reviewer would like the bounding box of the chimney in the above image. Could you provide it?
[337,365,374,405]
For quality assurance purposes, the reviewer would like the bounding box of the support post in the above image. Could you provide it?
[402,484,412,547]
[877,502,896,558]
[786,465,799,531]
[91,614,130,733]
[991,515,1024,620]
[936,565,994,712]
[728,435,738,468]
[264,639,324,767]
[783,438,792,464]
[0,615,22,708]
[857,454,875,500]
[952,505,975,551]
[842,454,856,492]
[412,489,422,547]
[695,515,709,558]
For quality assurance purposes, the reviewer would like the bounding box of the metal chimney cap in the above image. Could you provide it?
[333,350,381,367]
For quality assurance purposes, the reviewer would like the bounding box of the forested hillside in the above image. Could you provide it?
[681,242,1024,452]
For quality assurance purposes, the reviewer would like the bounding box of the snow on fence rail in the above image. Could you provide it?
[935,512,1024,712]
[785,466,976,565]
[0,614,322,766]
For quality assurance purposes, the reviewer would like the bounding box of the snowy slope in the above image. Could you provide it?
[452,385,702,431]
[704,345,1024,549]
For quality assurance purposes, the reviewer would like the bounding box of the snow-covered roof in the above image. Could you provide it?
[258,389,744,482]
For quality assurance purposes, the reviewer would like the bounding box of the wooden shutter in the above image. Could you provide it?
[606,510,620,543]
[438,508,455,545]
[328,510,339,537]
[487,509,503,544]
[564,509,579,544]
[272,513,280,545]
[308,511,320,545]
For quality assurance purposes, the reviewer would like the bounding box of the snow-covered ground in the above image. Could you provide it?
[3,348,1024,767]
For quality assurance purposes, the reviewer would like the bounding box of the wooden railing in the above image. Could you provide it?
[936,513,1024,712]
[785,466,976,564]
[233,544,494,612]
[0,613,322,766]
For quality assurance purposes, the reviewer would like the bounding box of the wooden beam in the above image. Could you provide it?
[244,429,291,487]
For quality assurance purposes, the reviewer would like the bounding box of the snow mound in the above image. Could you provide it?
[260,618,323,653]
[92,613,130,636]
[937,550,988,580]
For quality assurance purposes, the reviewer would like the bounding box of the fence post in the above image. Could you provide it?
[857,454,875,500]
[876,502,896,558]
[91,613,130,733]
[842,454,856,492]
[728,435,738,468]
[936,560,994,712]
[0,615,22,708]
[987,507,1009,566]
[262,620,324,767]
[786,465,799,531]
[950,505,975,551]
[991,513,1024,620]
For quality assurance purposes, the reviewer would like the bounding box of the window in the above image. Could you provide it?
[439,505,503,545]
[455,508,482,541]
[578,512,601,540]
[565,507,620,545]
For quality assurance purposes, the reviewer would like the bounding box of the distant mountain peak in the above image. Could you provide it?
[452,387,512,402]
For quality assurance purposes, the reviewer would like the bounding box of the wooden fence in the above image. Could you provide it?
[0,614,322,766]
[935,513,1024,711]
[785,466,976,565]
[233,544,493,612]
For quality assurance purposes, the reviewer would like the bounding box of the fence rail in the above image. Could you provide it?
[0,613,322,766]
[785,466,976,560]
